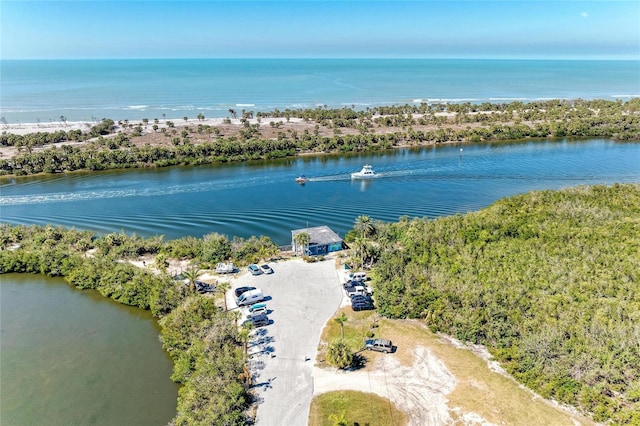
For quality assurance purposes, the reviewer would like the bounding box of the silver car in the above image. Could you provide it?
[365,338,393,353]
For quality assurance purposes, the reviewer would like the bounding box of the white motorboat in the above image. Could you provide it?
[351,164,378,179]
[295,175,309,184]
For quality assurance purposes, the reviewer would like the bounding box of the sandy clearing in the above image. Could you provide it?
[313,346,461,426]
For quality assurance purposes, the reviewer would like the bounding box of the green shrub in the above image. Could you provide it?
[325,341,354,369]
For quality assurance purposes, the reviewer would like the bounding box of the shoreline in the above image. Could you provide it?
[2,99,639,177]
[0,116,299,136]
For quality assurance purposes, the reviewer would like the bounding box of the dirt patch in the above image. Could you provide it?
[313,318,594,426]
[314,346,460,426]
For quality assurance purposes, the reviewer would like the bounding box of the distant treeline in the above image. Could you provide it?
[1,98,639,176]
[353,184,640,424]
[0,226,281,425]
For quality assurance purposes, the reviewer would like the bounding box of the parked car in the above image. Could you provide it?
[346,272,367,282]
[215,262,235,274]
[365,338,393,353]
[344,285,373,297]
[243,314,269,328]
[234,286,256,298]
[260,264,274,274]
[248,264,263,275]
[247,311,268,320]
[248,303,268,315]
[350,295,373,304]
[237,288,264,306]
[352,300,375,311]
[349,289,371,298]
[195,281,216,293]
[248,302,267,312]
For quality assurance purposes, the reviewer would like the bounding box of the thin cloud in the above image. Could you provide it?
[581,12,589,18]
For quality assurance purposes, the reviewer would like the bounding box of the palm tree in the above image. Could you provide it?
[293,232,310,256]
[217,281,231,311]
[334,312,348,342]
[354,215,376,238]
[350,236,366,270]
[257,246,269,263]
[183,264,201,292]
[238,324,251,358]
[230,310,242,328]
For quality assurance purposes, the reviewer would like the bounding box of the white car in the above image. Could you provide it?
[260,264,274,274]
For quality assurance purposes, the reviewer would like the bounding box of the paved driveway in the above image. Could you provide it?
[226,257,343,426]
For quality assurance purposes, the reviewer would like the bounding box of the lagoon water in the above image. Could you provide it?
[0,274,178,426]
[2,59,639,123]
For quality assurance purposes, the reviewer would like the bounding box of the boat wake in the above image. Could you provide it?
[307,175,351,182]
[0,177,265,206]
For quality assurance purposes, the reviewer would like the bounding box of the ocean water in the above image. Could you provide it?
[1,59,639,123]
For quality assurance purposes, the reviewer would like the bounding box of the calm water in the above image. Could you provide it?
[1,139,639,244]
[0,274,178,425]
[1,59,639,123]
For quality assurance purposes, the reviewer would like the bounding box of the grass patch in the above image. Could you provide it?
[309,390,408,426]
[318,309,416,368]
[318,308,384,366]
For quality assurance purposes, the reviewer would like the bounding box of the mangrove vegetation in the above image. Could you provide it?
[0,225,280,425]
[1,98,639,176]
[347,183,640,424]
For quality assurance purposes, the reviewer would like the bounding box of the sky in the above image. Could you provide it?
[1,1,639,60]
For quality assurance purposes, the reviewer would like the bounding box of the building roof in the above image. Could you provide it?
[291,225,342,246]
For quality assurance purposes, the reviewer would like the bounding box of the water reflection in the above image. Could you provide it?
[351,178,374,192]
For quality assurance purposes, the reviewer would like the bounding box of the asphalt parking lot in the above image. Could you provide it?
[225,257,344,426]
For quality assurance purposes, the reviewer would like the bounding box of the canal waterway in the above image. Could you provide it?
[0,274,178,425]
[1,139,639,244]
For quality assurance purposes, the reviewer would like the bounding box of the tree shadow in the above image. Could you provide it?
[347,353,368,371]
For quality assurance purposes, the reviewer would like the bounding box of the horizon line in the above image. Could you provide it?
[2,56,638,61]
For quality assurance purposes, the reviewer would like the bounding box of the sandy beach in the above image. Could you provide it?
[2,120,97,136]
[1,116,307,136]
